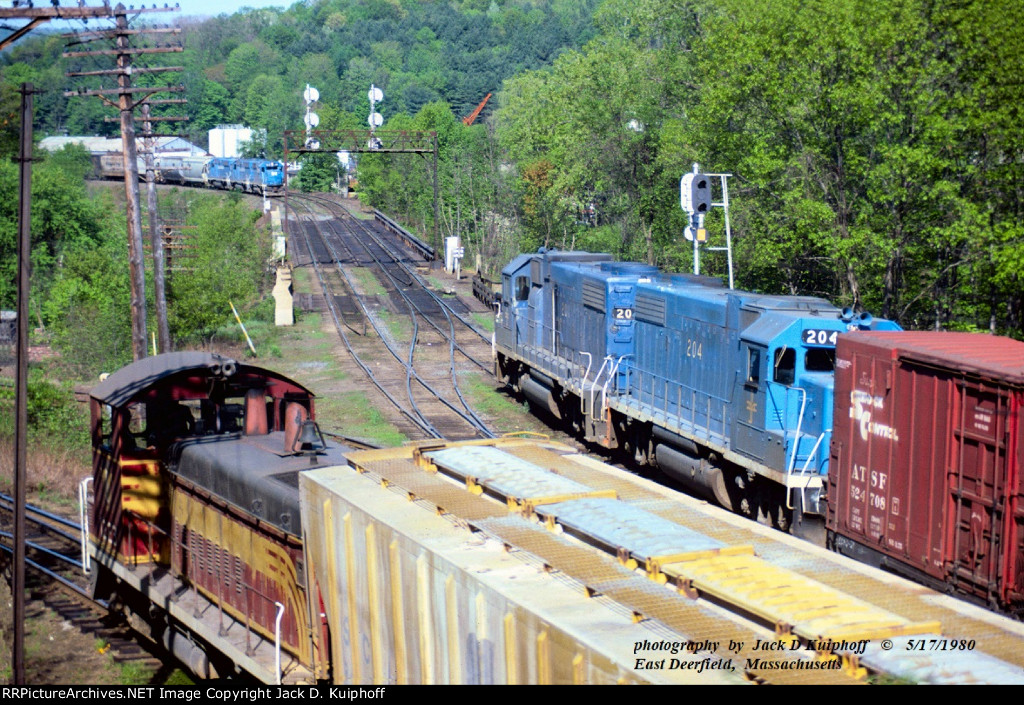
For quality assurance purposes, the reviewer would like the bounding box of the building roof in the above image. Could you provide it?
[39,135,207,155]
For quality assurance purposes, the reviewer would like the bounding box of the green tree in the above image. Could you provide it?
[43,236,133,376]
[295,152,341,192]
[168,194,270,340]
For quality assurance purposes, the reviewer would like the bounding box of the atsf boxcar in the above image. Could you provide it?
[828,331,1024,613]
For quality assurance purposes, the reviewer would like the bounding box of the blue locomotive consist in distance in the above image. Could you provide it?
[493,249,901,532]
[92,153,285,196]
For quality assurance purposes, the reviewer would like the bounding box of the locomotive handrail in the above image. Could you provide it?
[122,509,170,570]
[243,577,296,659]
[786,387,808,476]
[787,430,830,510]
[578,352,593,416]
[796,430,829,477]
[78,477,93,574]
[274,601,285,685]
[601,355,633,416]
[589,357,612,422]
[629,366,729,441]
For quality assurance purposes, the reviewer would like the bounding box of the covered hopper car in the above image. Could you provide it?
[83,352,1024,683]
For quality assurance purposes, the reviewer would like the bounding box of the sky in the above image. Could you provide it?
[2,0,295,36]
[171,0,293,20]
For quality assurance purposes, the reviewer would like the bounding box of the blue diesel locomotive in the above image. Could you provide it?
[205,157,285,195]
[493,249,901,532]
[93,153,286,196]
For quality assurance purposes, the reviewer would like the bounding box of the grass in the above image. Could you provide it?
[0,435,92,518]
[458,371,556,437]
[427,276,450,293]
[349,267,387,297]
[472,312,495,333]
[315,390,408,447]
[376,309,413,344]
[116,661,157,685]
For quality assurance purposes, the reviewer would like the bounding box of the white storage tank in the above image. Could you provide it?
[208,124,253,158]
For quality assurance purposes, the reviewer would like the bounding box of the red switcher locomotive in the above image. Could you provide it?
[828,331,1024,615]
[86,351,350,682]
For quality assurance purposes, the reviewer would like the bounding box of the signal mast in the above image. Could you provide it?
[680,163,735,289]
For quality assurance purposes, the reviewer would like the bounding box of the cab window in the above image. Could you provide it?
[746,348,761,386]
[805,348,836,372]
[514,275,530,303]
[773,348,795,385]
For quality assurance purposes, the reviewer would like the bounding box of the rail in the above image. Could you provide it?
[578,351,592,416]
[79,477,92,574]
[799,431,828,476]
[373,210,435,261]
[787,387,807,474]
[0,491,91,598]
[600,355,632,418]
[274,601,285,685]
[589,356,611,422]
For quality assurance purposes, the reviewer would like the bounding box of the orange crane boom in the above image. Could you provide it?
[462,93,492,126]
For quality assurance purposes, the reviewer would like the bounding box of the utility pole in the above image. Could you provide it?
[63,3,183,359]
[13,81,36,688]
[139,95,188,354]
[0,3,150,49]
[0,4,165,686]
[118,8,147,359]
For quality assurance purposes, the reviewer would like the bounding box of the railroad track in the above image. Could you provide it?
[286,194,496,441]
[0,495,166,681]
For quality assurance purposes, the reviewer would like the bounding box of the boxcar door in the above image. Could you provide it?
[948,378,1015,606]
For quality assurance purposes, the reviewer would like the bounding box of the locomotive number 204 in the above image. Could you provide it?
[803,328,839,346]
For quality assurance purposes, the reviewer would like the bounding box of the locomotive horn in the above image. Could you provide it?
[840,307,855,323]
[207,357,238,378]
[857,311,873,328]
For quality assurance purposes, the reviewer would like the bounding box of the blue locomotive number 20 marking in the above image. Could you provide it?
[613,307,634,320]
[803,329,839,346]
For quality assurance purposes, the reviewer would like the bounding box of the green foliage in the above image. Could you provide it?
[492,0,1024,335]
[25,372,88,444]
[3,0,1021,336]
[43,234,133,376]
[0,151,111,314]
[679,0,1024,331]
[168,194,270,341]
[0,371,89,449]
[295,152,341,192]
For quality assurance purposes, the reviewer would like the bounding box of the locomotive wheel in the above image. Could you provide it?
[769,487,793,532]
[730,473,755,518]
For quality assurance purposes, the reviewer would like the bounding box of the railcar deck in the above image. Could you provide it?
[314,437,1024,684]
